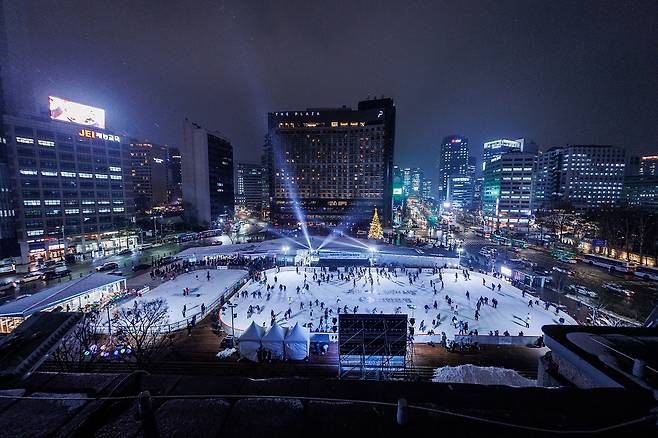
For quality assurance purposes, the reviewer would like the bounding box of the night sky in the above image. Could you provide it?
[5,0,658,177]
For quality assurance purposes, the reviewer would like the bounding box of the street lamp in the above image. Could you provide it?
[228,303,238,340]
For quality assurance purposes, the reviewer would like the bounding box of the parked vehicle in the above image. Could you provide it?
[0,258,16,274]
[132,263,150,272]
[568,284,598,298]
[20,271,43,283]
[603,282,634,297]
[552,266,574,276]
[0,280,16,291]
[96,262,119,272]
[118,249,132,256]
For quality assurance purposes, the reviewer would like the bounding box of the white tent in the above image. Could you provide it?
[238,321,265,362]
[261,323,286,360]
[284,323,310,361]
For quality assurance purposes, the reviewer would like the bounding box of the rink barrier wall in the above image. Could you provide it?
[453,334,541,346]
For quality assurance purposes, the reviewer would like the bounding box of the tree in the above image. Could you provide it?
[51,311,105,372]
[367,208,384,240]
[112,298,173,369]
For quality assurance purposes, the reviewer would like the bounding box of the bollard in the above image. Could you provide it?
[137,390,159,437]
[397,398,408,426]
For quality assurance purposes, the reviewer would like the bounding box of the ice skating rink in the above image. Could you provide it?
[223,267,575,339]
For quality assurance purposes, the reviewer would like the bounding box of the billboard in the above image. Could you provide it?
[48,96,105,129]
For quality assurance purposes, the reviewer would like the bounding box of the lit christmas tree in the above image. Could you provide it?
[367,208,384,240]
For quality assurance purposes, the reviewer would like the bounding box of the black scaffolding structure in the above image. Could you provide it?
[338,314,413,380]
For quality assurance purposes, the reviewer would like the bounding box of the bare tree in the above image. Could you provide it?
[112,298,173,369]
[51,311,105,372]
[551,269,570,295]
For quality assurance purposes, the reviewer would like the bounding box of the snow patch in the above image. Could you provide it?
[432,364,536,387]
[216,348,237,359]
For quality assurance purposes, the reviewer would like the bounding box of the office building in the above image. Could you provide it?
[3,111,136,263]
[437,135,469,202]
[402,167,412,195]
[482,138,524,171]
[482,152,536,231]
[167,147,182,204]
[421,178,433,201]
[640,155,658,176]
[622,175,658,210]
[473,177,484,209]
[130,142,169,213]
[236,163,265,212]
[267,98,395,230]
[182,120,234,225]
[447,174,474,210]
[409,167,424,197]
[534,145,626,211]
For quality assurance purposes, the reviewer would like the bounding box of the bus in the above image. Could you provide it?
[198,229,222,238]
[581,254,637,273]
[634,265,658,281]
[176,232,198,243]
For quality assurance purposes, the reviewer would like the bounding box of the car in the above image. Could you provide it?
[132,263,151,272]
[603,282,634,297]
[568,284,598,298]
[118,249,132,256]
[211,240,223,246]
[559,257,577,264]
[20,271,44,283]
[0,280,16,291]
[40,269,71,281]
[552,266,574,276]
[96,262,119,272]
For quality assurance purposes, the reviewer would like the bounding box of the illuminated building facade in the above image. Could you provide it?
[482,152,536,231]
[534,145,625,211]
[130,142,169,213]
[267,98,395,230]
[482,138,524,171]
[640,155,658,176]
[437,135,469,201]
[3,113,136,263]
[236,163,265,212]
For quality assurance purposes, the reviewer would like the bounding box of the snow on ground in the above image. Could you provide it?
[432,364,536,387]
[108,269,248,326]
[225,267,575,338]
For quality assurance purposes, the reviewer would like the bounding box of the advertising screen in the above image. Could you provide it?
[48,96,106,129]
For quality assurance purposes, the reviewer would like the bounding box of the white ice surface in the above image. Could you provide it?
[432,364,536,386]
[224,267,575,338]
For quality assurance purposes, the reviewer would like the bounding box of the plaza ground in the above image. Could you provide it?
[223,267,576,339]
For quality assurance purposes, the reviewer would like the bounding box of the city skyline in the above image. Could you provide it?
[1,0,656,179]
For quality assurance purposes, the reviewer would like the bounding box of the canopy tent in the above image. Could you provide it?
[238,321,265,362]
[284,323,310,361]
[261,323,286,360]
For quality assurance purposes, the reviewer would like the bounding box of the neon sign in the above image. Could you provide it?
[78,129,120,143]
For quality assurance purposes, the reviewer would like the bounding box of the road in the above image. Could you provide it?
[459,230,658,323]
[0,235,232,305]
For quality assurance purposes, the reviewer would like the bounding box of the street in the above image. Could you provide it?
[0,235,232,305]
[460,230,658,323]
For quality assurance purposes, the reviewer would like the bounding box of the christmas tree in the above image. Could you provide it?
[367,208,383,240]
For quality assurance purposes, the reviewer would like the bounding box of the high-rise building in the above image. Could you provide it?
[533,145,625,211]
[421,178,433,201]
[437,135,469,201]
[267,98,395,230]
[3,112,136,263]
[235,163,265,212]
[622,175,658,210]
[473,177,484,210]
[130,142,169,213]
[640,155,658,176]
[447,175,474,210]
[409,167,424,197]
[182,120,234,225]
[482,152,536,232]
[402,167,412,195]
[482,138,524,171]
[167,147,182,205]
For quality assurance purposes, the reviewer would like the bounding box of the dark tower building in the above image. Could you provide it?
[437,135,469,202]
[267,98,395,231]
[182,120,234,225]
